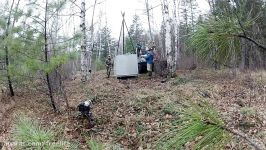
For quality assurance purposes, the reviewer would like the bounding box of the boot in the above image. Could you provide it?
[148,71,152,78]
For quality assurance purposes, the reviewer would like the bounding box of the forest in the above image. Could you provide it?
[0,0,266,149]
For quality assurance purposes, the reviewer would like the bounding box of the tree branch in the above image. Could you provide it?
[236,34,266,51]
[224,127,266,150]
[205,121,265,150]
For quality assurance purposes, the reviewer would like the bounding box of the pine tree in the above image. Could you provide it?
[100,26,115,59]
[129,14,144,46]
[188,0,266,69]
[1,0,21,96]
[15,0,76,111]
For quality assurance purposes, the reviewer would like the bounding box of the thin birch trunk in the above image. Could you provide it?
[189,0,194,30]
[173,0,181,69]
[80,0,88,81]
[98,12,102,62]
[160,1,166,59]
[145,0,153,41]
[87,0,97,78]
[162,0,175,76]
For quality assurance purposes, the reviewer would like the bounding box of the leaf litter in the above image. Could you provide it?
[0,70,265,149]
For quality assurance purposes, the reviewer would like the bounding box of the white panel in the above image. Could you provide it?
[114,54,138,77]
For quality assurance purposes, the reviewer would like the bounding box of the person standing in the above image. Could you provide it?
[105,55,112,78]
[141,49,154,78]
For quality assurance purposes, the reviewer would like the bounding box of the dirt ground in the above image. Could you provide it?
[0,69,265,149]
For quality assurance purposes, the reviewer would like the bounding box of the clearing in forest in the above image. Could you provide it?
[0,70,265,149]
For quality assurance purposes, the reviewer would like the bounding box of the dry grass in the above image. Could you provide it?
[0,69,265,149]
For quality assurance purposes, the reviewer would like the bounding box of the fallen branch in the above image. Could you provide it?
[206,121,265,150]
[225,127,265,150]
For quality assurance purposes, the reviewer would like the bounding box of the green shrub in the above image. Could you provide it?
[11,116,77,150]
[172,77,189,86]
[156,101,230,150]
[240,107,255,117]
[113,127,126,137]
[86,139,104,150]
[93,60,106,71]
[162,102,179,115]
[135,121,144,135]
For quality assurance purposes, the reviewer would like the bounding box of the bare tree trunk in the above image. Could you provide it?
[4,0,21,96]
[189,0,195,29]
[50,5,60,91]
[173,0,181,69]
[88,0,97,75]
[80,0,89,82]
[4,0,16,97]
[240,38,250,69]
[108,41,111,55]
[56,68,69,112]
[122,13,125,54]
[98,34,102,61]
[207,0,219,70]
[182,1,189,34]
[44,0,57,112]
[160,1,166,59]
[98,11,102,62]
[207,0,214,12]
[162,0,175,77]
[145,0,153,41]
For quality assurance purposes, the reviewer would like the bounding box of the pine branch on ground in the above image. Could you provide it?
[156,101,265,150]
[11,115,79,150]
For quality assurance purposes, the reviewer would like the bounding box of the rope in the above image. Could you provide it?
[116,13,136,55]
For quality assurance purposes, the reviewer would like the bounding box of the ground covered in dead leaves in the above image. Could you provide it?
[0,70,266,149]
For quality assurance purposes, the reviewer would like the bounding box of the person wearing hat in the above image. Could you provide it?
[141,48,154,78]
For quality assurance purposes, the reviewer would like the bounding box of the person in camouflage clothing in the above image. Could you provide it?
[105,55,113,78]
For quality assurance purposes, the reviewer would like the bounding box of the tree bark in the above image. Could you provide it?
[80,0,89,82]
[173,0,180,69]
[189,0,194,29]
[57,68,69,113]
[162,0,175,77]
[44,0,57,112]
[145,0,153,41]
[240,38,249,69]
[206,121,266,150]
[4,0,16,97]
[80,0,96,81]
[224,127,265,150]
[237,34,266,51]
[89,0,97,76]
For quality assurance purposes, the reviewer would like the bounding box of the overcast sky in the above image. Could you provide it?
[100,0,210,38]
[0,0,210,39]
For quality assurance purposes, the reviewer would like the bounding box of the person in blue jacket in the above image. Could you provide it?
[141,48,154,78]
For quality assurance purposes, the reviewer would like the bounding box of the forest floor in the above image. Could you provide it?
[0,69,266,149]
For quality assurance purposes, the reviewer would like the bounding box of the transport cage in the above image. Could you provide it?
[138,57,147,74]
[114,54,138,77]
[138,62,147,74]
